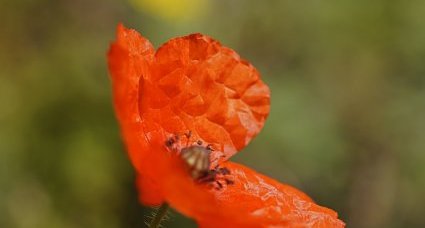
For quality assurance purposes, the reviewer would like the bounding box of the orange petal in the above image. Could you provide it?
[168,161,345,227]
[108,24,164,205]
[200,162,345,227]
[139,32,270,161]
[134,134,344,227]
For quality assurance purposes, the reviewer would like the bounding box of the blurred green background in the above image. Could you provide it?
[1,0,425,227]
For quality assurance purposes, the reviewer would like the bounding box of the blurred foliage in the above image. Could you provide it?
[129,0,209,22]
[1,0,424,227]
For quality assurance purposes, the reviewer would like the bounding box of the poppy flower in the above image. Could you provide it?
[107,23,345,227]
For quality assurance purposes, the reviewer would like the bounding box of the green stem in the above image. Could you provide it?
[149,203,169,228]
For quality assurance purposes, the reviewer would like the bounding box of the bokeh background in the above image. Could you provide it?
[1,0,425,227]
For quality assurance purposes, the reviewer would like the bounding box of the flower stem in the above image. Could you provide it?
[149,203,169,228]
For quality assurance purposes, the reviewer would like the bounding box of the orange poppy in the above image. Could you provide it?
[107,23,345,227]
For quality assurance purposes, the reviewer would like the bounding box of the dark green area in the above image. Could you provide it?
[1,0,424,227]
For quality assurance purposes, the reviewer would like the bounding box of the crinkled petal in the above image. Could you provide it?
[108,24,164,205]
[134,135,345,227]
[139,32,270,162]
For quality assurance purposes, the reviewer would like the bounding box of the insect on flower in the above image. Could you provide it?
[165,131,213,179]
[165,131,233,188]
[180,145,211,179]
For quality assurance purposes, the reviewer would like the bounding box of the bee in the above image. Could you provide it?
[165,131,233,189]
[180,145,212,179]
